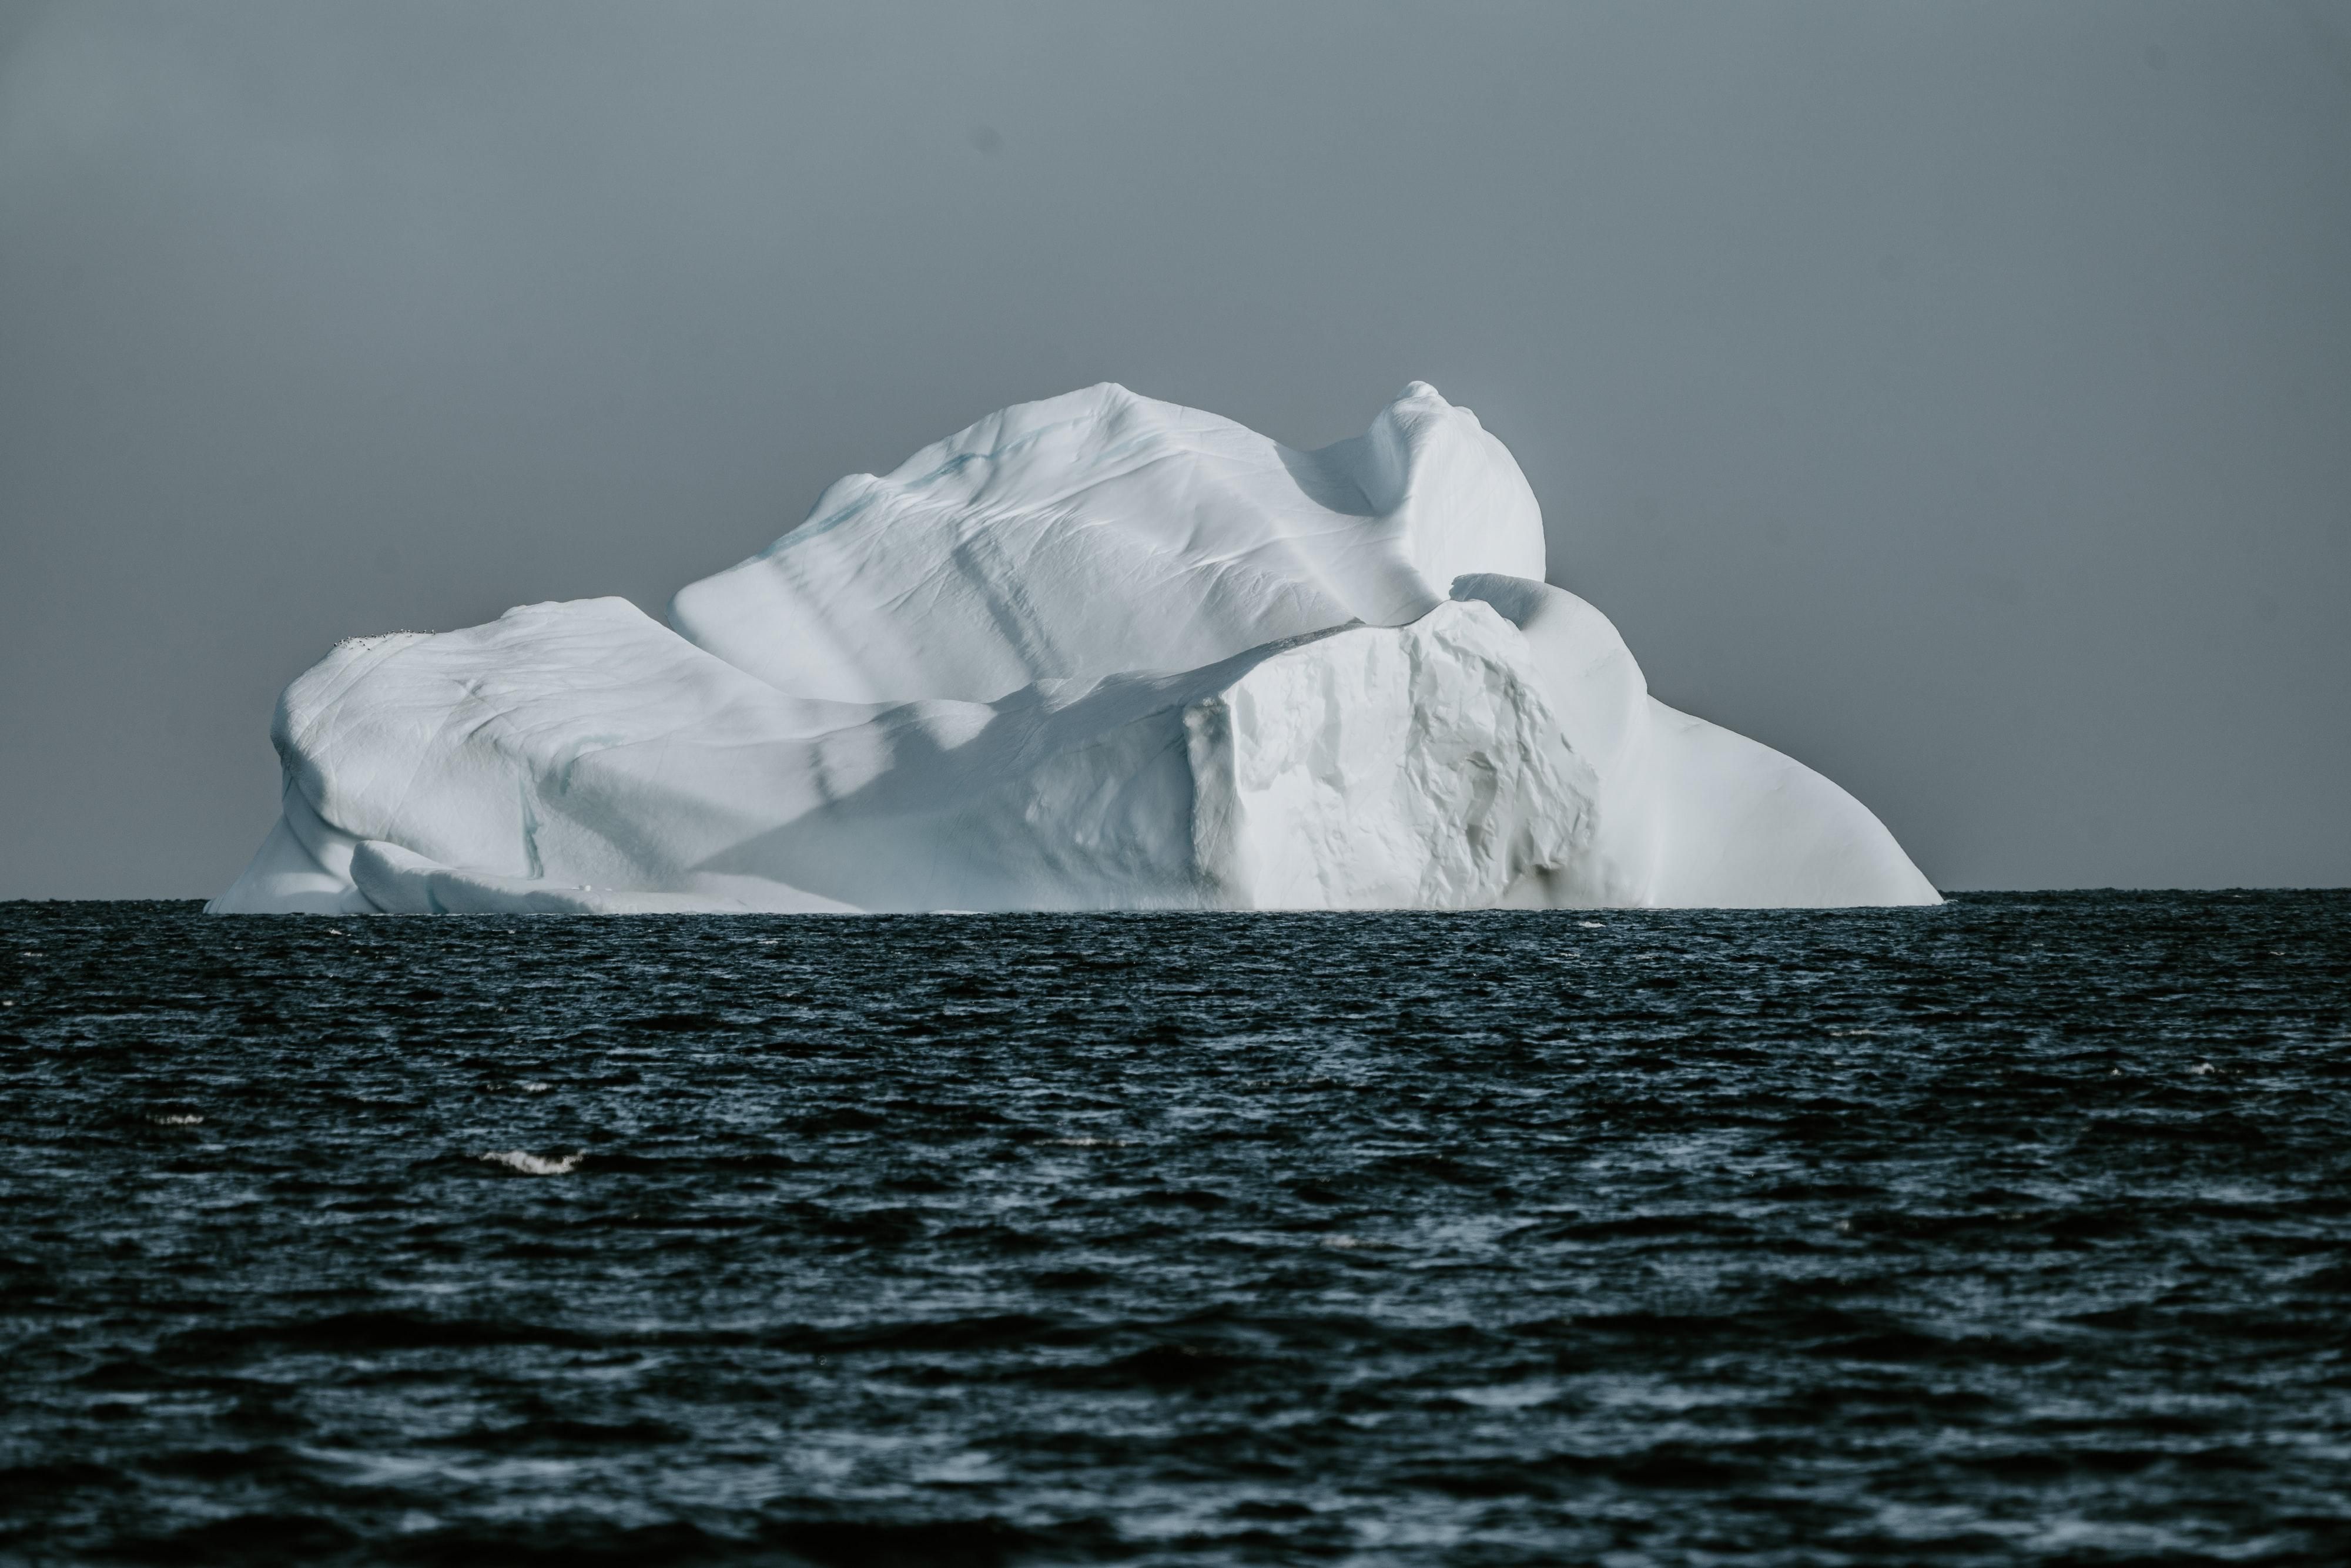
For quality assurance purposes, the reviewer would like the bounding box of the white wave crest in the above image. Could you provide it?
[478,1149,583,1175]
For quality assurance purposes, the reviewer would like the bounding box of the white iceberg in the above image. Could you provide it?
[211,383,1938,914]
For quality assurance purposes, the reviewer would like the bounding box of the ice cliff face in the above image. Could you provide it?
[212,383,1938,913]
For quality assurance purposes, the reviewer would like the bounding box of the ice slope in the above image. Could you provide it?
[210,383,1938,914]
[1453,575,1939,909]
[669,381,1543,702]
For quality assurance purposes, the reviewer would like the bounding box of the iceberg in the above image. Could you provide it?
[210,383,1938,914]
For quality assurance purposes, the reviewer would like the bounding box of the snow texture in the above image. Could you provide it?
[212,383,1938,914]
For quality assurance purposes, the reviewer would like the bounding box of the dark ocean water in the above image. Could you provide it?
[3,893,2349,1567]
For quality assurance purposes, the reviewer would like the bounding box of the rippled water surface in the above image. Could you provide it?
[4,894,2349,1566]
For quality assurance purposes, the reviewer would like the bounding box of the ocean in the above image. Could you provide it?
[2,893,2347,1565]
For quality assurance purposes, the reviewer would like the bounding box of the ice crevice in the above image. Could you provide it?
[210,381,1938,914]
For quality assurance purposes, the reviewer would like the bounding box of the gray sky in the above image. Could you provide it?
[3,0,2346,898]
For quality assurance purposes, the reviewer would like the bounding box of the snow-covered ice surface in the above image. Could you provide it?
[212,383,1937,913]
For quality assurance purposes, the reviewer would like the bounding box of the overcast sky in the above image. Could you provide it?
[2,0,2346,898]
